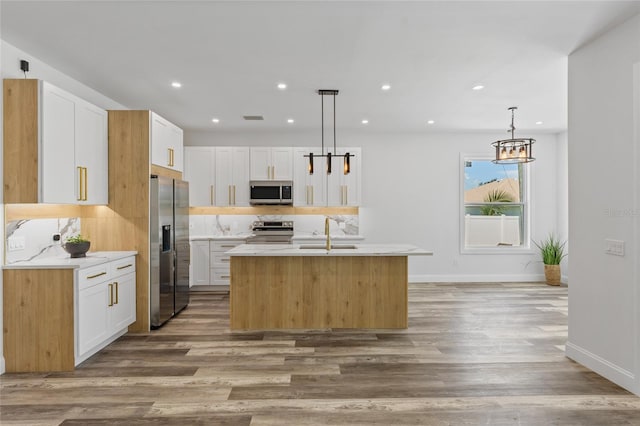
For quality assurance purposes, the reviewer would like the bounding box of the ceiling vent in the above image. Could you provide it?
[243,115,264,121]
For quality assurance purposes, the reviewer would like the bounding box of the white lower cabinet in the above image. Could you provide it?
[190,240,211,287]
[76,256,136,364]
[210,239,246,286]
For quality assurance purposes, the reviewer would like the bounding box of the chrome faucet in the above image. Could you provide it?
[325,217,331,250]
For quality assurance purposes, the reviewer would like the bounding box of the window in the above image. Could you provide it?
[462,157,530,251]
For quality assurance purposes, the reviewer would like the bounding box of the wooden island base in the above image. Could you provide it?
[230,256,408,330]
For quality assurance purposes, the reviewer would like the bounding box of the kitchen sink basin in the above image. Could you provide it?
[299,244,358,250]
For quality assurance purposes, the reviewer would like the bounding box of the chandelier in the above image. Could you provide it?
[305,89,353,175]
[492,107,535,164]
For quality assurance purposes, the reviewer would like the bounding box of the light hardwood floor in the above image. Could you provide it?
[2,283,639,425]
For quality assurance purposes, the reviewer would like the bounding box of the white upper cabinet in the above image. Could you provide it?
[40,81,108,204]
[183,147,216,206]
[250,147,293,180]
[151,112,183,173]
[293,148,327,206]
[215,147,250,206]
[75,100,108,204]
[326,148,361,207]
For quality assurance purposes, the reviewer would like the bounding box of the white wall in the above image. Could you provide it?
[556,131,569,280]
[187,129,564,282]
[566,14,640,394]
[0,40,127,375]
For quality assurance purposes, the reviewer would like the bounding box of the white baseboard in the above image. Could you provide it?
[409,273,545,283]
[566,341,637,395]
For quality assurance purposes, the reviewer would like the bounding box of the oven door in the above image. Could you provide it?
[250,183,281,205]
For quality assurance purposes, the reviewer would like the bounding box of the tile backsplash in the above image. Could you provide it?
[5,217,81,264]
[189,214,359,237]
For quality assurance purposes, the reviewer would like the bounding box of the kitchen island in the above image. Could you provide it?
[227,244,432,330]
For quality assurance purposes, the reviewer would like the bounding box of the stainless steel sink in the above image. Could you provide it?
[298,244,357,250]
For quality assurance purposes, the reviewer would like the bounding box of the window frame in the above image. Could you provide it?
[459,153,534,254]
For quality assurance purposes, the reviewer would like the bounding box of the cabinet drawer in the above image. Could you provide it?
[111,256,136,278]
[210,241,244,252]
[78,263,110,290]
[211,268,231,284]
[211,252,231,268]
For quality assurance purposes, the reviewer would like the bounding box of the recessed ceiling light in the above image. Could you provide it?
[211,118,220,123]
[381,84,391,91]
[472,85,484,91]
[277,83,287,90]
[171,81,182,88]
[287,118,294,124]
[427,120,435,125]
[361,119,369,124]
[536,121,543,125]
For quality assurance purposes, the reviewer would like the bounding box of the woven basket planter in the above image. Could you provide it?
[544,264,561,286]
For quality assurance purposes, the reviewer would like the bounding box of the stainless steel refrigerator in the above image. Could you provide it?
[150,175,190,328]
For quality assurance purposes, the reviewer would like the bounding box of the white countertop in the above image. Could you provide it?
[3,251,138,270]
[226,244,432,257]
[291,234,365,241]
[191,234,364,241]
[191,234,252,241]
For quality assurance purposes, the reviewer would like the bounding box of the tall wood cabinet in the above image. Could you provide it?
[3,79,108,204]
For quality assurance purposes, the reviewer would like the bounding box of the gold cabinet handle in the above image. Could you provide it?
[228,185,231,205]
[344,186,348,205]
[168,148,175,167]
[271,165,275,179]
[267,165,270,180]
[221,258,230,262]
[233,185,236,205]
[108,283,114,307]
[87,271,107,279]
[77,166,83,201]
[116,264,133,270]
[114,281,119,305]
[210,185,214,206]
[305,185,309,205]
[83,167,88,201]
[221,275,230,279]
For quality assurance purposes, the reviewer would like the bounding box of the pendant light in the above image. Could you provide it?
[305,89,354,175]
[491,107,535,164]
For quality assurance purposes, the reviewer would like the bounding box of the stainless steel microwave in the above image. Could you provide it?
[249,180,293,205]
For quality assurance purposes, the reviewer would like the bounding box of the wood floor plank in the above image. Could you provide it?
[1,283,638,425]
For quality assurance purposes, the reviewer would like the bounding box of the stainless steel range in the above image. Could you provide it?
[247,220,294,244]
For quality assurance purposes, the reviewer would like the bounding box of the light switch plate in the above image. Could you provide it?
[605,239,624,256]
[7,236,26,251]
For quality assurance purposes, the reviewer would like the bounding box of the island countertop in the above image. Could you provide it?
[226,243,432,257]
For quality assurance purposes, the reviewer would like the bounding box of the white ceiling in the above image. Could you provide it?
[1,1,639,133]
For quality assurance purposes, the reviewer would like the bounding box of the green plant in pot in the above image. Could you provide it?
[63,234,91,258]
[534,234,567,286]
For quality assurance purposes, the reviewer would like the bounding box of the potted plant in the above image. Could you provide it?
[63,234,91,258]
[534,234,567,286]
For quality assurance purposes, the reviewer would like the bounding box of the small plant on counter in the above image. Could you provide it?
[65,234,90,244]
[63,234,91,258]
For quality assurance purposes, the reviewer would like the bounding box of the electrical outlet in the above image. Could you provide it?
[605,239,624,256]
[7,236,26,251]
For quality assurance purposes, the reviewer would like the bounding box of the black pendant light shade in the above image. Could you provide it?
[305,89,355,175]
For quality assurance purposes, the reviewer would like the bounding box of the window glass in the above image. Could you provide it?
[463,159,527,249]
